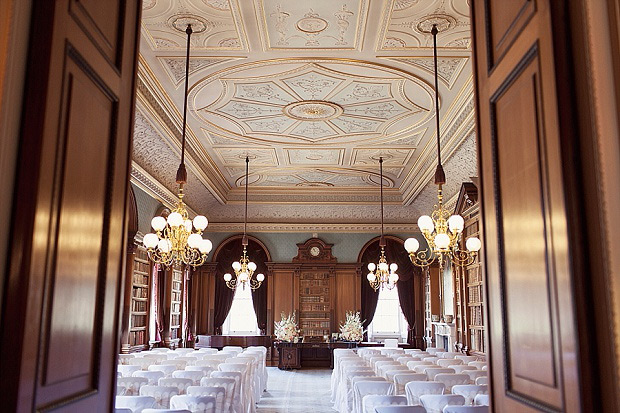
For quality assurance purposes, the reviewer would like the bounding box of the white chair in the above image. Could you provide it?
[452,365,477,374]
[438,352,461,359]
[195,360,221,369]
[376,361,403,377]
[420,394,465,413]
[425,347,445,355]
[468,362,486,370]
[464,371,486,383]
[161,360,188,370]
[175,356,199,366]
[148,364,177,377]
[451,385,488,405]
[405,381,445,406]
[172,370,204,385]
[375,407,427,413]
[159,377,194,395]
[474,394,489,406]
[197,348,219,355]
[118,365,142,378]
[384,339,399,348]
[423,357,439,364]
[139,385,179,409]
[380,348,405,357]
[362,395,407,413]
[353,380,393,413]
[443,406,489,413]
[115,409,132,413]
[396,356,413,365]
[119,354,135,365]
[117,385,127,396]
[434,374,471,393]
[142,354,168,363]
[407,360,433,370]
[115,395,156,412]
[175,348,197,355]
[426,368,456,381]
[200,377,235,413]
[413,364,436,374]
[128,358,154,371]
[437,359,464,368]
[219,362,252,412]
[336,370,377,413]
[170,395,216,413]
[133,370,165,385]
[186,386,226,413]
[384,367,411,382]
[392,373,427,395]
[186,366,215,377]
[454,356,478,364]
[151,348,171,353]
[143,410,191,413]
[118,377,148,396]
[211,371,242,413]
[475,377,488,386]
[405,350,428,356]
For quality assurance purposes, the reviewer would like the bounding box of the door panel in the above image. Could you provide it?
[472,1,581,411]
[0,1,141,411]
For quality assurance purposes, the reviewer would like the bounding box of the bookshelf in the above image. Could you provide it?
[299,271,331,337]
[129,246,150,350]
[168,266,183,348]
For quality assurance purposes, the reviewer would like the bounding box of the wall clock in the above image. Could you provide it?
[310,246,320,257]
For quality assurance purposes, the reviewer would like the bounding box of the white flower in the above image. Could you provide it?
[339,311,365,342]
[274,312,300,342]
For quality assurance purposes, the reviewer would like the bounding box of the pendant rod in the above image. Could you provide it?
[431,24,446,185]
[380,157,385,244]
[176,24,192,185]
[243,156,249,240]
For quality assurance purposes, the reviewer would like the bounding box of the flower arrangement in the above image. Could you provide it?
[274,312,300,342]
[339,311,365,342]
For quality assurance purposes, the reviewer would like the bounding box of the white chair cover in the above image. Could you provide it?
[392,373,426,395]
[159,377,194,395]
[148,364,177,377]
[128,358,154,370]
[118,354,135,365]
[437,359,464,368]
[454,355,478,364]
[383,339,399,348]
[423,357,439,364]
[142,354,168,363]
[142,410,192,413]
[475,377,488,386]
[375,361,401,376]
[172,370,204,385]
[425,368,456,381]
[195,360,222,369]
[151,348,171,353]
[353,381,393,413]
[412,364,437,374]
[451,385,488,405]
[201,377,236,413]
[224,358,256,412]
[331,353,359,400]
[117,385,127,396]
[404,381,445,405]
[407,361,433,370]
[118,365,142,377]
[395,356,413,365]
[335,370,377,413]
[474,394,489,406]
[379,348,405,357]
[211,371,243,413]
[443,406,490,413]
[384,367,411,382]
[170,395,216,413]
[464,371,487,382]
[452,365,477,374]
[175,348,197,355]
[118,377,148,396]
[139,385,179,408]
[161,360,189,370]
[419,394,465,413]
[133,370,165,385]
[219,363,250,413]
[115,408,132,413]
[434,374,471,392]
[175,357,198,366]
[197,348,219,355]
[186,366,215,377]
[468,362,486,370]
[186,386,226,413]
[438,352,461,359]
[425,347,445,355]
[115,395,156,412]
[361,395,407,413]
[404,349,428,356]
[374,406,427,413]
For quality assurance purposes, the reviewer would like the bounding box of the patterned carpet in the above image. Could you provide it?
[257,367,334,413]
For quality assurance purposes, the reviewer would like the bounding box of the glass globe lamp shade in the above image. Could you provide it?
[367,263,376,272]
[256,273,265,282]
[193,215,208,231]
[151,216,166,232]
[187,233,202,249]
[466,236,482,252]
[434,233,451,249]
[418,215,435,232]
[404,237,420,253]
[248,262,257,272]
[367,273,376,281]
[448,215,465,233]
[390,263,398,272]
[389,273,399,283]
[223,273,232,282]
[183,219,193,232]
[167,212,183,227]
[199,239,213,254]
[232,261,241,271]
[143,233,159,249]
[157,239,171,253]
[379,262,389,272]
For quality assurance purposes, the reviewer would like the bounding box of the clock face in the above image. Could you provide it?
[309,246,320,257]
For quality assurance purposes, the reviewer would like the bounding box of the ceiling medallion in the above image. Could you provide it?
[415,14,457,34]
[296,16,329,33]
[169,14,212,34]
[283,100,343,121]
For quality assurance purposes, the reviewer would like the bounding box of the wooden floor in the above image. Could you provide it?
[257,367,334,413]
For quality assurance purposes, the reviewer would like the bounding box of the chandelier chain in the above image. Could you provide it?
[379,157,384,243]
[432,24,442,171]
[244,156,249,238]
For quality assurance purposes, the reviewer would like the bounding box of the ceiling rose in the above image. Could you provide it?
[283,100,344,121]
[169,14,212,33]
[415,14,457,34]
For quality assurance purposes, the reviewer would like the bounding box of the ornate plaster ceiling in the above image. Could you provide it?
[133,0,476,229]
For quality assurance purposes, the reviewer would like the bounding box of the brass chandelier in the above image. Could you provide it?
[224,157,265,290]
[404,24,481,270]
[142,25,212,268]
[367,157,399,291]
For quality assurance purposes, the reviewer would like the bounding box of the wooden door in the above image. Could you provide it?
[0,1,141,411]
[472,1,583,411]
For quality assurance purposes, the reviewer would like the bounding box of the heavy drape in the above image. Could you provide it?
[213,237,269,334]
[360,242,381,337]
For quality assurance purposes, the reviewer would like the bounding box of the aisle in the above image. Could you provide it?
[257,367,334,413]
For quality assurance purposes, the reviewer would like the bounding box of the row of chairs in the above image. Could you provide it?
[115,345,267,413]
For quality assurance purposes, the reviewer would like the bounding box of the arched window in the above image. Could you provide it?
[367,286,408,341]
[222,285,259,335]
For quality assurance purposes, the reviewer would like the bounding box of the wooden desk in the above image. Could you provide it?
[274,342,360,369]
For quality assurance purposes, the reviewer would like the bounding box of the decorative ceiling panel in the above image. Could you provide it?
[378,0,471,51]
[158,56,243,86]
[285,148,344,165]
[142,0,248,51]
[214,147,278,166]
[385,56,469,89]
[255,0,369,50]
